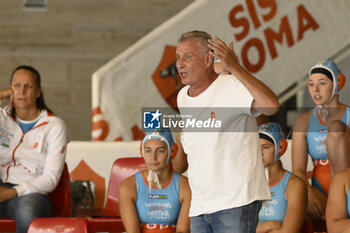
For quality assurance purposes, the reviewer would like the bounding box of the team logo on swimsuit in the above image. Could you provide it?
[148,194,168,199]
[143,109,162,129]
[319,129,327,134]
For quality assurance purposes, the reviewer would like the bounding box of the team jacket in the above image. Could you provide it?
[0,107,70,196]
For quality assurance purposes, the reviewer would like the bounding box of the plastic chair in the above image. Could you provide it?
[312,219,327,232]
[27,217,89,233]
[0,163,73,232]
[300,220,314,233]
[88,157,146,233]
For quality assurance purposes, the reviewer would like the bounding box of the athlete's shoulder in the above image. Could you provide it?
[293,110,312,132]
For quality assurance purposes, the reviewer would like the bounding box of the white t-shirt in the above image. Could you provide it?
[177,74,271,217]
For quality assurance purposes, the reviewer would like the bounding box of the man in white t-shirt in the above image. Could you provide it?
[172,30,280,233]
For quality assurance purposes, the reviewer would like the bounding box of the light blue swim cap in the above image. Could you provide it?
[142,128,174,164]
[258,122,286,160]
[309,60,342,93]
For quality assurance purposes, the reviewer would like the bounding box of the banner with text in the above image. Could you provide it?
[92,0,350,141]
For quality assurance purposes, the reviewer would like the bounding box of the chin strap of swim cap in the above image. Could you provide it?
[264,167,269,182]
[315,105,330,122]
[141,129,175,193]
[147,170,162,193]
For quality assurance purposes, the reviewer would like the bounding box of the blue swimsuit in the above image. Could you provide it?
[259,171,291,222]
[135,171,181,233]
[307,107,350,195]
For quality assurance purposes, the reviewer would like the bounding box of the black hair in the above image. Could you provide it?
[10,65,53,117]
[259,133,275,145]
[310,67,333,81]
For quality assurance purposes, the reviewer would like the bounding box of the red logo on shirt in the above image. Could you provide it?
[33,142,38,148]
[61,146,65,154]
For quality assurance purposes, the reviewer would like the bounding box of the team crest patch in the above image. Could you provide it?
[0,129,14,151]
[1,142,9,149]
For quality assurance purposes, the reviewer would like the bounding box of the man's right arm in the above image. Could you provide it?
[172,132,188,174]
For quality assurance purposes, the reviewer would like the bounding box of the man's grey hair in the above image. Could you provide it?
[178,30,213,55]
